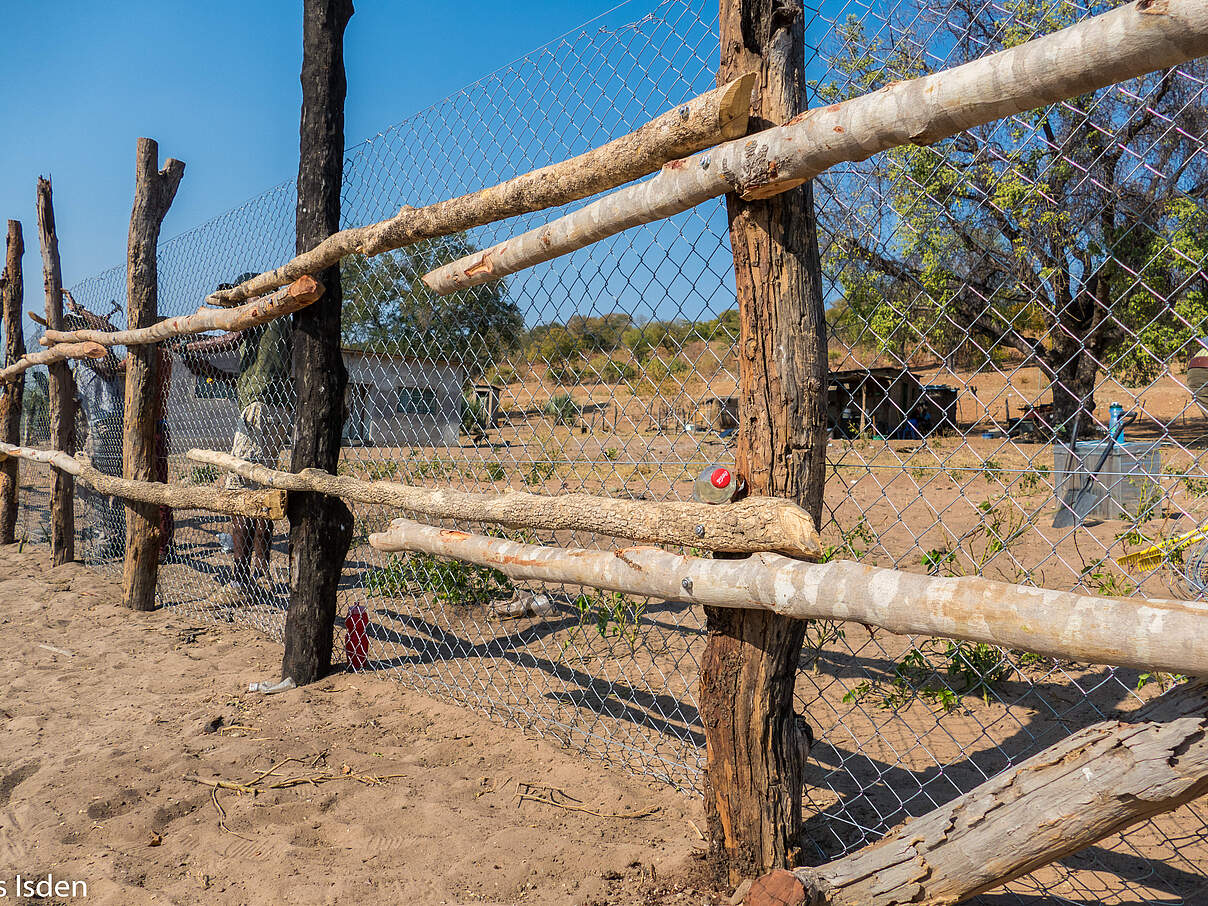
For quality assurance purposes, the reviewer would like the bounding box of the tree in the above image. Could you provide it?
[817,0,1208,430]
[341,233,522,381]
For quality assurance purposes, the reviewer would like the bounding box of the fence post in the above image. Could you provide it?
[122,139,184,611]
[35,179,76,565]
[0,220,24,545]
[282,0,355,685]
[699,0,828,885]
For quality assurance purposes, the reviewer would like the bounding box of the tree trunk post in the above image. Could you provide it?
[282,0,355,685]
[0,220,25,545]
[121,139,184,611]
[699,0,828,884]
[35,180,76,565]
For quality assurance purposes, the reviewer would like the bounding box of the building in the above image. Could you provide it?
[166,347,464,450]
[828,367,958,438]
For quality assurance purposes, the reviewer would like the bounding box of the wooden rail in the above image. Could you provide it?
[370,518,1208,678]
[0,443,285,519]
[185,448,822,558]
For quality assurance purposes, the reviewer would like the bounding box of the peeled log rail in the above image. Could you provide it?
[370,519,1208,678]
[185,448,822,558]
[0,341,107,382]
[745,678,1208,906]
[0,443,285,519]
[422,0,1208,294]
[40,276,324,348]
[203,75,755,307]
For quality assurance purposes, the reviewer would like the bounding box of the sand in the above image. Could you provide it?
[0,544,724,906]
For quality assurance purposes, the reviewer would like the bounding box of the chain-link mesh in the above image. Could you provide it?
[10,0,1207,900]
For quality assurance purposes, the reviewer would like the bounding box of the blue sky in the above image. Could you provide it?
[0,0,647,306]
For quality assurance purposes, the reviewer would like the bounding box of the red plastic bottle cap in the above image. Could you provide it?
[710,468,731,489]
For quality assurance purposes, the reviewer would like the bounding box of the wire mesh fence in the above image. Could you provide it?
[11,0,1208,900]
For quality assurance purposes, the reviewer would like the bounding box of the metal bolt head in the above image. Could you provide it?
[694,524,705,538]
[681,577,693,593]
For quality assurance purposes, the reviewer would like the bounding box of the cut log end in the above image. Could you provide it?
[718,72,757,139]
[287,274,324,303]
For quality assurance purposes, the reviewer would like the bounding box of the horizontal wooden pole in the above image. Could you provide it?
[764,678,1208,906]
[370,519,1208,677]
[0,443,285,519]
[204,75,755,307]
[41,276,323,347]
[0,341,106,382]
[185,448,821,558]
[422,0,1208,294]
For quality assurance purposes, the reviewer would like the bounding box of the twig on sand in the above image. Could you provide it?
[515,782,660,820]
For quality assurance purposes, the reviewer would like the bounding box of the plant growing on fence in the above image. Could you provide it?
[562,588,647,651]
[364,551,512,607]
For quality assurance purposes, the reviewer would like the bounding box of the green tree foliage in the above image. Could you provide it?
[341,234,522,381]
[818,1,1208,424]
[523,309,739,383]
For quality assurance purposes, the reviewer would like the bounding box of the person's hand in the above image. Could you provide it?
[242,400,267,430]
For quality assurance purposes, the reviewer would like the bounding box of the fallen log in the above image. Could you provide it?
[185,448,821,559]
[369,518,1208,678]
[0,340,106,382]
[422,0,1208,293]
[203,75,754,307]
[0,443,285,519]
[745,678,1208,906]
[39,275,324,347]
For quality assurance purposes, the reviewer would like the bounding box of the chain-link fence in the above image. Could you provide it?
[11,0,1208,900]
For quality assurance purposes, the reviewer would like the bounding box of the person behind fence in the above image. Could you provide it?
[175,274,294,608]
[63,290,176,560]
[65,301,126,560]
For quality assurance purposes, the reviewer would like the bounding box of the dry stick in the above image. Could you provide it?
[0,443,285,519]
[202,75,755,307]
[40,276,325,348]
[369,519,1208,678]
[0,341,107,382]
[422,0,1208,294]
[779,678,1208,906]
[0,220,25,544]
[123,137,184,611]
[36,178,74,565]
[185,448,822,558]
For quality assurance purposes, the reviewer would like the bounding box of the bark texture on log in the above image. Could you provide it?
[700,0,826,884]
[421,0,1208,294]
[36,179,75,565]
[203,75,754,307]
[370,520,1208,701]
[283,0,355,686]
[0,341,107,382]
[122,139,184,611]
[40,276,323,348]
[0,221,24,544]
[185,448,821,558]
[783,679,1208,906]
[0,443,285,519]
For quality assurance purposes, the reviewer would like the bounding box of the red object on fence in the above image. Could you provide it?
[710,467,731,489]
[344,605,369,670]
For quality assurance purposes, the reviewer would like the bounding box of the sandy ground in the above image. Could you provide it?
[0,544,726,906]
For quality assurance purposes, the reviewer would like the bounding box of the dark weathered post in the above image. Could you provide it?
[699,0,828,884]
[36,179,76,565]
[122,139,184,611]
[282,0,355,684]
[0,220,25,544]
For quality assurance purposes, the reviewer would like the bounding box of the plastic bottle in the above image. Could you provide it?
[1109,402,1124,442]
[344,605,369,671]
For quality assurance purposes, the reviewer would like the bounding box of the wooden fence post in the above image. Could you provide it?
[0,220,24,545]
[122,139,184,611]
[699,0,828,884]
[36,179,76,565]
[282,0,355,685]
